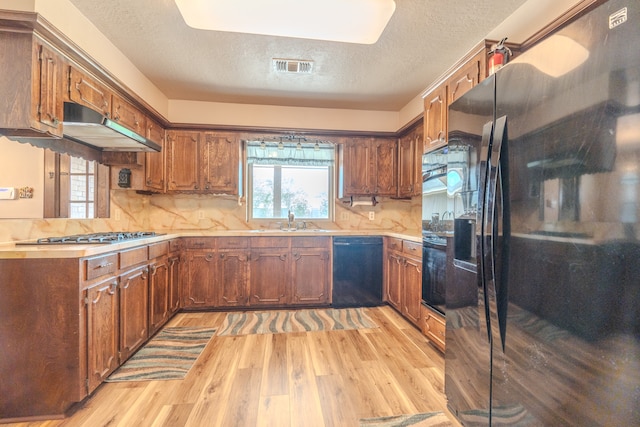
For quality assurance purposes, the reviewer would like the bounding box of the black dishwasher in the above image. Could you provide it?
[332,237,383,307]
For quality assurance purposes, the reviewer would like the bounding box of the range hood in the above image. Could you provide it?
[62,102,161,152]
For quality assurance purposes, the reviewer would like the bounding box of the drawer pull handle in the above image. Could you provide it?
[95,262,114,269]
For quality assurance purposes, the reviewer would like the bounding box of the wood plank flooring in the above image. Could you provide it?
[7,306,460,427]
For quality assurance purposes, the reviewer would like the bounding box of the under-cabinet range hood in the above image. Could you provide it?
[62,102,161,152]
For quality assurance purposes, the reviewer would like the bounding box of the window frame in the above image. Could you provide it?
[246,147,335,223]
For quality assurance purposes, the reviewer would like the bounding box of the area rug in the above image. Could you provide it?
[217,307,377,336]
[360,411,453,427]
[106,326,216,382]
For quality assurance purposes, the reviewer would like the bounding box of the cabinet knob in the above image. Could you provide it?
[220,253,225,259]
[52,117,60,126]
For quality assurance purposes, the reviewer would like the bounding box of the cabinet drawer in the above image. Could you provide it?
[183,237,216,249]
[119,246,148,269]
[148,241,169,259]
[386,237,403,252]
[250,237,289,248]
[169,238,183,252]
[423,309,446,352]
[291,236,330,248]
[403,240,422,258]
[218,237,248,249]
[85,253,118,281]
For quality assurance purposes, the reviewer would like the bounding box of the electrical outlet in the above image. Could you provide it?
[368,211,375,220]
[197,210,205,220]
[340,211,349,221]
[114,209,121,221]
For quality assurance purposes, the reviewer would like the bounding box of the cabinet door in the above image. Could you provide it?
[203,133,239,194]
[372,138,397,196]
[291,248,330,305]
[68,66,112,117]
[184,251,217,307]
[217,250,249,307]
[385,251,403,310]
[397,134,417,198]
[145,117,165,192]
[423,85,447,152]
[342,139,372,195]
[86,277,119,393]
[119,266,149,362]
[168,254,182,315]
[402,256,423,326]
[149,256,170,335]
[249,249,289,306]
[447,57,480,105]
[166,130,202,191]
[111,94,146,136]
[35,42,64,136]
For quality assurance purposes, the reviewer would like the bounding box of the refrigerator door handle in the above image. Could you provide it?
[491,116,511,352]
[478,120,494,343]
[487,115,511,352]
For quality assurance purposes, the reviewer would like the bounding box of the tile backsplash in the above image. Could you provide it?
[0,190,421,243]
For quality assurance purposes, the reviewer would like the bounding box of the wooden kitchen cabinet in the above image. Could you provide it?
[291,237,330,305]
[144,117,166,192]
[338,137,397,197]
[0,33,65,138]
[184,249,217,307]
[167,241,183,316]
[216,237,249,307]
[149,241,171,335]
[68,65,112,117]
[166,130,202,191]
[384,238,423,327]
[397,123,423,198]
[203,132,240,194]
[166,130,239,194]
[118,265,149,362]
[421,304,446,352]
[423,48,487,154]
[249,237,290,306]
[86,276,119,393]
[111,93,147,137]
[423,85,447,153]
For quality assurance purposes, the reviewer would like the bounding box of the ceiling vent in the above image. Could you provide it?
[273,58,314,74]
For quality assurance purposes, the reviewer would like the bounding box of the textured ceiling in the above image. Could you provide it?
[68,0,530,111]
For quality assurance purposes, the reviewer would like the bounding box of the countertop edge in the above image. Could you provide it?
[0,230,422,259]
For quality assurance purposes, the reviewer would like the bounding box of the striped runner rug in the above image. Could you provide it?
[359,412,453,427]
[217,307,377,336]
[106,326,216,382]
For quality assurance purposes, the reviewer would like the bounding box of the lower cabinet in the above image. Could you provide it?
[384,237,422,327]
[118,265,150,362]
[421,304,446,352]
[249,238,290,306]
[86,276,119,393]
[149,255,170,335]
[217,248,249,307]
[184,249,217,307]
[291,245,330,305]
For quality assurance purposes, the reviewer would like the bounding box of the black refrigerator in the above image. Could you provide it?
[445,0,639,425]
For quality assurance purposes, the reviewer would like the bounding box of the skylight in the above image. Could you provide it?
[174,0,396,44]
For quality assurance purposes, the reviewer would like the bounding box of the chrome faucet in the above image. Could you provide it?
[287,210,295,229]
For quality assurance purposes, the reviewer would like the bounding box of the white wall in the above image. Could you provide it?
[0,137,44,219]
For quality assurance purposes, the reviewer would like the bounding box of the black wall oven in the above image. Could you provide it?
[422,234,447,315]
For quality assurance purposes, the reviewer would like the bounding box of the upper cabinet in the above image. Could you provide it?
[112,94,147,137]
[144,117,165,192]
[0,33,65,139]
[68,66,112,117]
[166,130,239,195]
[422,47,487,154]
[338,137,397,198]
[397,123,423,198]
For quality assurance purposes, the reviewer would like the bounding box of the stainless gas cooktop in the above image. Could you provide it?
[17,231,162,245]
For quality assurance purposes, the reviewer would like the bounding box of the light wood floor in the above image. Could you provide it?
[8,306,460,427]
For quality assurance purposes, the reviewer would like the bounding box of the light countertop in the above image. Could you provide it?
[0,230,421,259]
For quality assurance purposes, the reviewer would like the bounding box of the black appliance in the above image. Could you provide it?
[445,1,640,425]
[421,233,446,315]
[17,231,161,245]
[332,236,383,307]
